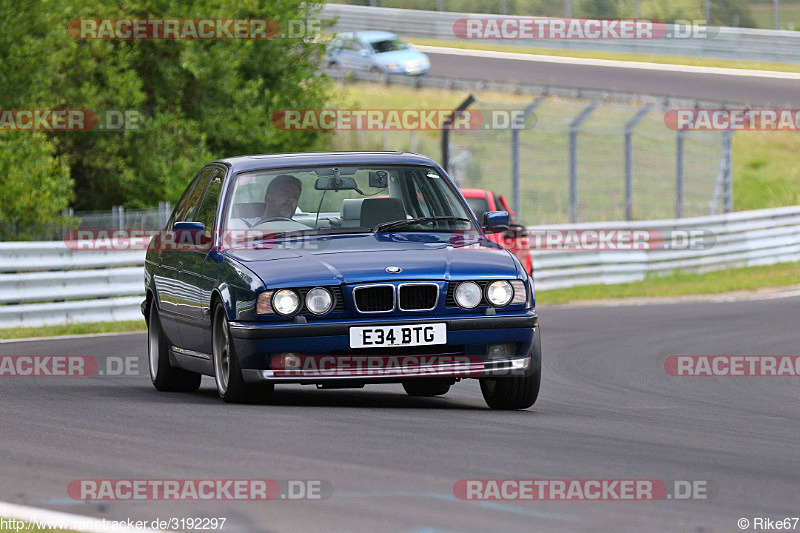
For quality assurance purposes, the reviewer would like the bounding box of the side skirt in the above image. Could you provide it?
[169,346,214,376]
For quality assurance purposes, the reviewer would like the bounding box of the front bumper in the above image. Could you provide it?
[230,313,538,383]
[241,356,531,384]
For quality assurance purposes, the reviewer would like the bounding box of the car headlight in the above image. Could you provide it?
[273,289,301,316]
[486,280,513,307]
[454,281,482,309]
[305,287,333,315]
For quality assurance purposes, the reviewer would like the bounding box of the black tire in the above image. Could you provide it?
[402,379,452,397]
[212,302,274,404]
[147,301,201,392]
[480,328,542,410]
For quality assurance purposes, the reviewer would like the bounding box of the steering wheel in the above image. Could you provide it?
[252,216,294,226]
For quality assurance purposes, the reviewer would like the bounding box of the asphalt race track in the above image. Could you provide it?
[423,47,800,107]
[2,296,799,532]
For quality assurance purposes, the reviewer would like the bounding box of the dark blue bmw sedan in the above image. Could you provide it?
[143,152,540,409]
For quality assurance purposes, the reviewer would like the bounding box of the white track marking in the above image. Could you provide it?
[417,44,800,80]
[0,331,143,344]
[0,501,163,532]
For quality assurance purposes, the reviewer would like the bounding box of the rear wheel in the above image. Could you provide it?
[147,301,201,392]
[480,329,541,410]
[212,302,273,404]
[402,379,452,397]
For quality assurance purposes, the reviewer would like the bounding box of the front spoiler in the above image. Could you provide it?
[241,357,531,384]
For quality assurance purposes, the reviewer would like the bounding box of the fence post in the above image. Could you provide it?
[510,97,545,219]
[112,205,125,230]
[723,131,733,213]
[441,94,475,172]
[61,207,74,239]
[624,104,653,221]
[676,129,686,218]
[158,201,171,228]
[569,101,599,223]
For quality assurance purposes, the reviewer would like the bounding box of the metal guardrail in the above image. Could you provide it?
[532,205,800,290]
[322,4,800,64]
[1,205,799,328]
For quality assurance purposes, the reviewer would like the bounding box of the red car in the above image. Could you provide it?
[461,188,532,275]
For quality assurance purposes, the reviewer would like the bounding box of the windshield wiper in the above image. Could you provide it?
[234,227,372,244]
[373,216,472,233]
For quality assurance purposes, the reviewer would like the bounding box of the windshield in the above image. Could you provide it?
[223,165,476,239]
[370,39,408,53]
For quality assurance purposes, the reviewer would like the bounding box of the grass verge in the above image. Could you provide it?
[0,320,146,341]
[407,36,800,73]
[537,262,800,305]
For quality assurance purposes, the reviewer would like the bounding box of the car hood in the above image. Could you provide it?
[374,49,428,64]
[223,233,518,288]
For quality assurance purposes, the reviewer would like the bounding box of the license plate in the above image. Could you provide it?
[349,323,446,348]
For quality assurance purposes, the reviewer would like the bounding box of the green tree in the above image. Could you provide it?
[577,0,620,19]
[0,134,73,240]
[2,0,333,231]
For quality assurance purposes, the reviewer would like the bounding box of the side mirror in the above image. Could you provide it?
[171,221,210,250]
[483,211,509,232]
[173,221,205,232]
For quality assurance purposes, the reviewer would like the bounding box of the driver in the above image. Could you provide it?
[262,174,302,219]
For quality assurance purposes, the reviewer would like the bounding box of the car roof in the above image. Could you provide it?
[216,151,438,174]
[338,31,398,43]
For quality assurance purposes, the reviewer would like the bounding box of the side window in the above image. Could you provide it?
[175,168,213,224]
[170,176,200,227]
[193,169,224,230]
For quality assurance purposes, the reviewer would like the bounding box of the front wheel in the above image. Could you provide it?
[480,329,541,410]
[147,301,201,392]
[212,302,273,404]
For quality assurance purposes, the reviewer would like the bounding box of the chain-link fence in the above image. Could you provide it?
[329,94,731,225]
[7,203,173,241]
